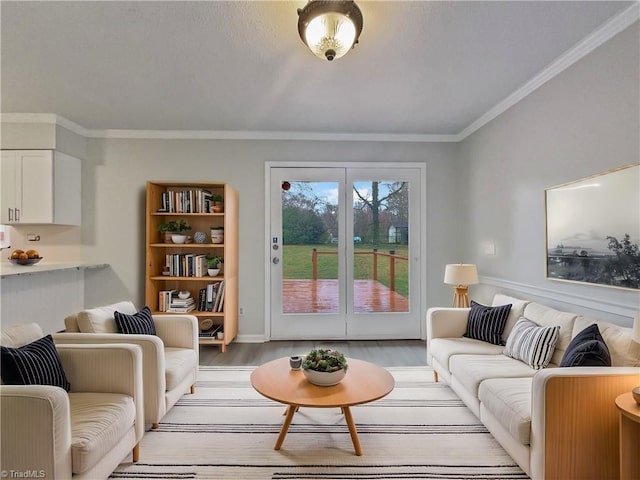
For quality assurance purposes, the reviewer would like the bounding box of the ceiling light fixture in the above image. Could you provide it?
[297,0,363,61]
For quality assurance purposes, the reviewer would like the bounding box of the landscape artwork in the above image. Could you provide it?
[545,164,640,290]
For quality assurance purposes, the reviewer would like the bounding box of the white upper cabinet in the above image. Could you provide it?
[1,150,81,225]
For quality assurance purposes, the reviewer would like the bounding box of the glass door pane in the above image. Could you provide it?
[352,180,409,313]
[282,180,340,314]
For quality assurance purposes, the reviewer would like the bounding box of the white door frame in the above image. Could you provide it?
[264,161,427,341]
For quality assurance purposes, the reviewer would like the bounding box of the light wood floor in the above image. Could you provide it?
[199,340,427,366]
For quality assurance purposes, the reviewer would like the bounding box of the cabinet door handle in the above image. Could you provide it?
[14,208,20,222]
[8,208,13,222]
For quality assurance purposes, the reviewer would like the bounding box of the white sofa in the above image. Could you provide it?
[427,294,640,480]
[54,301,199,428]
[1,323,145,479]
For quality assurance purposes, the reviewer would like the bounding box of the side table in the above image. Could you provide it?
[615,392,640,480]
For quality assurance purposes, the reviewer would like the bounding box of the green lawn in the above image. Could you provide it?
[282,244,409,297]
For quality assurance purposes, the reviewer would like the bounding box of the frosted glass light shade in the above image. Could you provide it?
[297,1,363,61]
[444,264,479,286]
[305,12,356,61]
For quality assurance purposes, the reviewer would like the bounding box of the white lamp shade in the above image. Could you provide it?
[304,12,357,60]
[444,264,479,286]
[633,312,640,343]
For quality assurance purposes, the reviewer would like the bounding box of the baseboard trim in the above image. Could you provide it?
[235,334,266,343]
[480,276,638,318]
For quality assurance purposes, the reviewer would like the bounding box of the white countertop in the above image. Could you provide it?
[0,262,108,277]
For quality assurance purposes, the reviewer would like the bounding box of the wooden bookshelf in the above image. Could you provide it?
[145,181,238,351]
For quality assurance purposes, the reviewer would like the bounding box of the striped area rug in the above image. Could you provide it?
[111,366,528,479]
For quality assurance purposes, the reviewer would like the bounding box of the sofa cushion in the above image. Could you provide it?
[522,303,577,365]
[492,294,530,343]
[1,334,71,391]
[164,347,197,391]
[430,338,505,373]
[69,392,136,474]
[449,354,536,398]
[479,377,532,446]
[77,301,137,333]
[560,323,611,367]
[0,322,45,347]
[573,317,639,367]
[503,317,560,369]
[115,306,156,335]
[464,301,512,345]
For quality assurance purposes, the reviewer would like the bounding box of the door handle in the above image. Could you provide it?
[15,208,20,222]
[272,257,280,265]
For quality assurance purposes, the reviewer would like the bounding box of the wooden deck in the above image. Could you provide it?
[282,279,409,313]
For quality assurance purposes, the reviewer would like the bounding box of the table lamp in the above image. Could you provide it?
[632,312,640,404]
[444,264,479,308]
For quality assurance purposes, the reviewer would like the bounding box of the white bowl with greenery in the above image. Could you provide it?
[302,348,348,386]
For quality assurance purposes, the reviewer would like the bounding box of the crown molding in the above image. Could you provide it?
[2,4,637,143]
[0,113,90,137]
[458,3,639,141]
[86,129,460,142]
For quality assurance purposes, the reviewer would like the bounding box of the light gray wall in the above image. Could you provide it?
[81,138,459,339]
[459,22,640,324]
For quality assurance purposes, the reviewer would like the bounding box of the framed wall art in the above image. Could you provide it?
[545,163,640,290]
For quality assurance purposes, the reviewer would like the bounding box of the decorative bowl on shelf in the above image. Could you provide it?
[171,234,187,244]
[8,257,43,266]
[178,291,191,300]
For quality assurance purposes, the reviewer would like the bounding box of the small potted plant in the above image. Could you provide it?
[210,193,224,213]
[210,226,224,244]
[170,220,191,244]
[158,221,178,243]
[206,255,223,276]
[302,348,348,386]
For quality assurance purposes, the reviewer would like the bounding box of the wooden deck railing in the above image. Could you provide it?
[311,248,408,293]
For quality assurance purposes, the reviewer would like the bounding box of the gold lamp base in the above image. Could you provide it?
[452,285,470,308]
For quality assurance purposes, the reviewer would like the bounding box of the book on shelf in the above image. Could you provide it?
[169,298,195,307]
[164,254,208,278]
[160,189,214,214]
[167,306,196,313]
[199,324,222,337]
[203,281,225,312]
[158,289,177,312]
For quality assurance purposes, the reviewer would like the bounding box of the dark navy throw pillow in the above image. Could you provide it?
[560,323,611,367]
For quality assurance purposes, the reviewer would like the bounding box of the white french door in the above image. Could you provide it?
[267,164,423,340]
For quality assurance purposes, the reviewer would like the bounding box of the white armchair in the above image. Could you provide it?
[1,323,144,480]
[54,301,199,428]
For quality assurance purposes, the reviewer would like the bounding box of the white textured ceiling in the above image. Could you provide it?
[0,1,635,136]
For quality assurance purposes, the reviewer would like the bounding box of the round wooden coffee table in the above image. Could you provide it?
[250,357,394,455]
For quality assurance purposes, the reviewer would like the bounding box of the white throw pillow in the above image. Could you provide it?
[77,301,137,333]
[503,317,560,369]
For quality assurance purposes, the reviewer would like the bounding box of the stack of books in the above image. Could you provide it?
[168,295,195,313]
[159,290,196,313]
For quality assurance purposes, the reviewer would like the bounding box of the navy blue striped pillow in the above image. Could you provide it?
[0,334,71,391]
[464,301,512,345]
[114,306,156,335]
